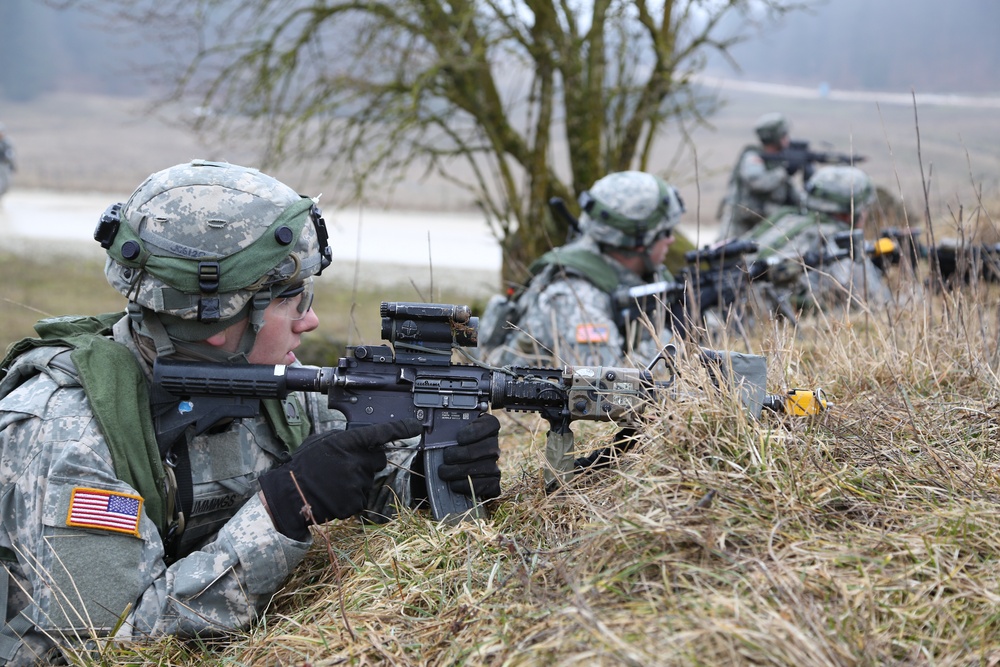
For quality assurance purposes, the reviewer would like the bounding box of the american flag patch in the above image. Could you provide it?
[576,323,610,344]
[66,488,142,537]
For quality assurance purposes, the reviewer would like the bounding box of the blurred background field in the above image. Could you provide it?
[2,80,999,361]
[2,83,998,224]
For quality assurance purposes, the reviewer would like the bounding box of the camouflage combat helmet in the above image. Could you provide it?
[96,159,332,354]
[578,171,685,250]
[754,112,789,146]
[805,165,876,217]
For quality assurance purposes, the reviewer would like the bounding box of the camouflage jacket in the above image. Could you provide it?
[721,145,805,238]
[746,210,892,309]
[0,315,417,665]
[483,236,676,369]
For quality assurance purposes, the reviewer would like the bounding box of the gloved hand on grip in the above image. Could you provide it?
[259,419,422,540]
[437,414,502,500]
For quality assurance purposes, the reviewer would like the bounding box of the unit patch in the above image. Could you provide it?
[576,323,610,344]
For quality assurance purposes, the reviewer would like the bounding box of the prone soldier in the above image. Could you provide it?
[0,160,502,664]
[741,165,893,313]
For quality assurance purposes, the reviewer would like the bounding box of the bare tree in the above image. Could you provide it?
[58,0,806,284]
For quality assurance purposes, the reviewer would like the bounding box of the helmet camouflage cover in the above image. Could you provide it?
[578,171,685,250]
[805,165,876,216]
[99,160,331,340]
[754,112,789,146]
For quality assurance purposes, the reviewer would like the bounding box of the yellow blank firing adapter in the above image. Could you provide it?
[784,388,829,416]
[873,237,898,258]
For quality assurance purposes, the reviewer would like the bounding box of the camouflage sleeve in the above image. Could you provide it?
[0,377,311,658]
[300,390,420,523]
[739,150,790,196]
[124,493,309,638]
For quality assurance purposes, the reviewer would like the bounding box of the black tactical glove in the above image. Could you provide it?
[259,419,422,540]
[436,414,502,500]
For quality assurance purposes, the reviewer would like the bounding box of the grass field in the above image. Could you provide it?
[5,242,1000,666]
[2,87,1000,665]
[74,268,1000,667]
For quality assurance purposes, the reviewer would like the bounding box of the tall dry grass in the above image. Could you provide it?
[73,248,1000,666]
[3,145,999,665]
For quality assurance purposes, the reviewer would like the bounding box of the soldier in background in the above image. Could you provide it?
[0,123,15,201]
[480,171,684,370]
[477,170,770,480]
[479,170,767,404]
[743,165,893,312]
[0,160,501,665]
[718,112,806,238]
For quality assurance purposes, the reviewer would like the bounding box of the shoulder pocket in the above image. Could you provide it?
[35,477,144,632]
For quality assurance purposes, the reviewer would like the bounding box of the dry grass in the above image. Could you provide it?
[3,90,1000,667]
[0,198,996,667]
[66,252,1000,666]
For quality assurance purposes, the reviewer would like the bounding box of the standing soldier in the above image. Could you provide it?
[718,112,805,238]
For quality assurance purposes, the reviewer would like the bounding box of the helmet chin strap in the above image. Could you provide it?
[222,295,272,363]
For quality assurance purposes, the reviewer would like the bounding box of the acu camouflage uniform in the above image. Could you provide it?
[744,166,892,311]
[719,113,805,239]
[483,233,675,369]
[0,161,419,665]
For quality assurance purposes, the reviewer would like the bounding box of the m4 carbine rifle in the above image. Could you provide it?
[763,139,867,181]
[154,301,824,525]
[614,238,798,333]
[848,227,1000,287]
[756,229,900,277]
[619,231,905,334]
[154,302,669,524]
